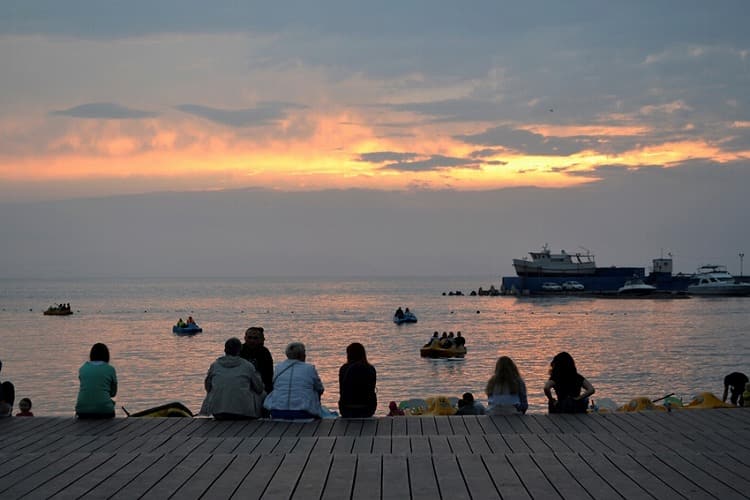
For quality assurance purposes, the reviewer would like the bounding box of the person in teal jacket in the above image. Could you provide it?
[75,343,117,418]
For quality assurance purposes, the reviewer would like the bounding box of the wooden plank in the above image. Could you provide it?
[1,452,91,498]
[553,452,622,500]
[200,454,259,499]
[213,436,244,453]
[79,453,165,499]
[234,436,262,454]
[260,453,309,499]
[457,454,501,499]
[406,416,422,436]
[704,451,750,480]
[391,436,410,456]
[433,454,471,498]
[351,436,373,453]
[519,433,553,453]
[507,453,561,499]
[421,416,438,435]
[168,453,236,500]
[487,415,515,433]
[372,436,392,454]
[230,453,285,500]
[27,452,117,498]
[273,436,301,455]
[462,415,486,435]
[376,417,393,436]
[409,436,431,455]
[290,437,316,455]
[447,435,472,455]
[503,434,533,453]
[310,436,336,455]
[253,437,282,454]
[531,452,594,499]
[0,453,44,480]
[329,418,349,436]
[505,415,532,433]
[466,434,492,454]
[49,452,139,499]
[332,436,355,453]
[321,453,357,500]
[434,416,452,435]
[109,453,205,499]
[578,453,657,499]
[292,453,332,500]
[345,419,364,437]
[428,435,451,455]
[639,452,746,499]
[407,455,441,500]
[484,434,512,453]
[481,454,531,499]
[381,454,410,500]
[351,454,382,500]
[360,418,378,436]
[449,416,469,435]
[535,433,574,454]
[392,415,408,436]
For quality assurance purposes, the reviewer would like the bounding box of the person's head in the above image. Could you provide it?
[549,351,577,381]
[461,392,475,405]
[244,326,265,346]
[19,398,31,412]
[433,331,438,337]
[224,337,242,356]
[285,342,306,361]
[487,356,521,394]
[457,331,462,337]
[90,343,110,363]
[389,401,398,410]
[346,342,368,364]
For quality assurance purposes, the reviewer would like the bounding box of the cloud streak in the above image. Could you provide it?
[51,102,157,120]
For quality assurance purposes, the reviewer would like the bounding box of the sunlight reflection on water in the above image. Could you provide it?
[1,277,748,416]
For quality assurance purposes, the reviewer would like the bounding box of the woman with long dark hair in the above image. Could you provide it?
[338,342,377,417]
[544,351,595,413]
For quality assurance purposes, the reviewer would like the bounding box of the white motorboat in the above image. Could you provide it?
[687,265,750,296]
[513,244,596,277]
[618,278,657,295]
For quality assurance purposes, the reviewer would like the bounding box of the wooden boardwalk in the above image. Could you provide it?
[2,409,750,499]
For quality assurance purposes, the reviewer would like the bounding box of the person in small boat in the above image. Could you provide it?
[0,359,15,417]
[264,342,324,420]
[201,337,265,420]
[440,332,454,348]
[456,392,485,415]
[424,331,439,347]
[176,318,187,328]
[394,307,404,319]
[16,398,33,417]
[722,372,749,406]
[454,331,465,347]
[186,316,196,325]
[76,343,117,419]
[240,326,274,394]
[544,351,595,414]
[404,307,411,316]
[338,342,377,418]
[486,356,528,415]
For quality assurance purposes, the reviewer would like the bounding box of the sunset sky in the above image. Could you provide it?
[1,2,749,277]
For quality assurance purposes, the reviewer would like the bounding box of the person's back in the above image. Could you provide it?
[487,357,528,415]
[203,338,265,419]
[241,327,274,393]
[338,343,377,418]
[544,352,594,414]
[723,372,749,406]
[76,343,117,418]
[264,342,324,420]
[456,393,485,415]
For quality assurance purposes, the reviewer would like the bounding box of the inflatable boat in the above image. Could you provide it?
[419,341,466,358]
[125,401,194,418]
[173,324,202,335]
[393,312,418,324]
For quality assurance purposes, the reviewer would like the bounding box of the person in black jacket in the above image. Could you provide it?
[240,327,274,394]
[338,343,377,418]
[0,359,15,417]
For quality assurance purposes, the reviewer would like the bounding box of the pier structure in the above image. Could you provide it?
[1,409,749,499]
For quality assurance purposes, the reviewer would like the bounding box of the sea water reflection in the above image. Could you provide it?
[0,277,748,416]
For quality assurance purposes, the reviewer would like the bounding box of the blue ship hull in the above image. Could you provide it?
[502,266,646,294]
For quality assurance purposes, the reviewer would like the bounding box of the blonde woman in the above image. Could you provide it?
[486,356,528,415]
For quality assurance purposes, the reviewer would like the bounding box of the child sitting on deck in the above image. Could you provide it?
[16,398,33,416]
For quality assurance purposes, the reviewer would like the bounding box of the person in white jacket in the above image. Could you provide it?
[201,337,265,419]
[264,342,324,420]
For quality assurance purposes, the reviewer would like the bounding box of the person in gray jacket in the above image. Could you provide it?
[201,337,265,419]
[264,342,324,420]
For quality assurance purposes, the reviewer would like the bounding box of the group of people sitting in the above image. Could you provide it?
[424,331,466,349]
[175,316,197,328]
[3,335,745,419]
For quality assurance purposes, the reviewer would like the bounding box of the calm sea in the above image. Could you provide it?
[1,277,748,416]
